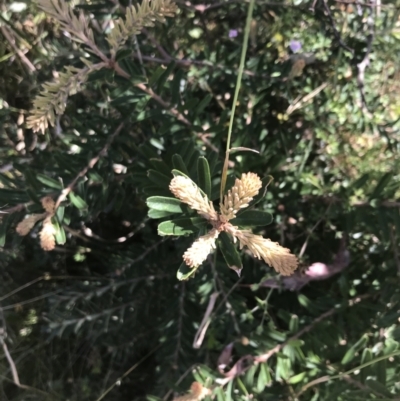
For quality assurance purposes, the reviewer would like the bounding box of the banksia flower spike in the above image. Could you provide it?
[40,216,56,251]
[170,175,218,221]
[173,382,211,401]
[16,195,57,251]
[169,172,298,276]
[220,172,262,221]
[16,213,47,236]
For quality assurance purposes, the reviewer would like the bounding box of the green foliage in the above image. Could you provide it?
[1,0,400,400]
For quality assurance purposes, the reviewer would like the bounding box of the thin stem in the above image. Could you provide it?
[220,0,256,200]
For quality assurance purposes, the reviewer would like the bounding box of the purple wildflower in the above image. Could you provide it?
[229,29,238,38]
[289,40,302,53]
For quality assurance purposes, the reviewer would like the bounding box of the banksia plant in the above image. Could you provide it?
[16,196,57,251]
[172,382,211,401]
[146,155,298,280]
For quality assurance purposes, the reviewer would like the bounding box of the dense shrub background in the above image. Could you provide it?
[1,0,400,400]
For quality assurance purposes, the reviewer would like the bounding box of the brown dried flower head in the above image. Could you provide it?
[16,213,47,236]
[169,172,298,276]
[41,196,55,214]
[40,216,56,251]
[173,381,211,401]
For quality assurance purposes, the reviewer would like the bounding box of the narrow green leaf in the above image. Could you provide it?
[147,170,171,188]
[219,232,242,276]
[225,380,233,401]
[366,379,393,397]
[177,262,198,280]
[230,210,273,227]
[197,157,211,199]
[236,378,248,396]
[36,174,62,189]
[288,371,306,384]
[149,65,166,86]
[53,220,66,245]
[69,192,88,210]
[360,348,372,382]
[158,217,206,236]
[146,196,185,213]
[156,61,175,92]
[369,172,393,200]
[194,93,212,116]
[215,387,226,401]
[289,314,299,333]
[172,154,190,176]
[148,209,176,219]
[149,159,171,174]
[350,173,370,191]
[256,363,269,393]
[0,215,12,247]
[56,206,65,222]
[376,359,386,384]
[341,348,356,365]
[115,48,132,61]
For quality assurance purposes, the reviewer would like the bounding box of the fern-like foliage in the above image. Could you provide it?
[26,64,103,133]
[37,0,95,46]
[107,0,178,56]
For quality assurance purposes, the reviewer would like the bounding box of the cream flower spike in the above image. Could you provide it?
[169,172,298,275]
[220,172,262,221]
[225,226,298,276]
[183,229,219,268]
[170,175,218,221]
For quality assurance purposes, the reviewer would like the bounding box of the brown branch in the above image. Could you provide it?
[53,123,124,210]
[217,293,373,385]
[0,26,36,73]
[321,0,354,54]
[112,62,220,153]
[0,336,20,386]
[1,124,123,217]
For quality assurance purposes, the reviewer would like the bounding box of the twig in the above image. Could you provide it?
[162,364,200,401]
[256,294,371,363]
[286,82,328,115]
[0,26,36,72]
[217,293,373,385]
[54,123,124,210]
[193,292,220,349]
[333,0,393,8]
[174,282,185,366]
[0,336,20,385]
[0,308,60,398]
[390,226,400,274]
[1,124,124,216]
[321,0,354,54]
[356,1,375,113]
[296,349,400,397]
[95,344,162,401]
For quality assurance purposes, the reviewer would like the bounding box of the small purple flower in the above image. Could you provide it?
[229,29,238,38]
[289,40,302,53]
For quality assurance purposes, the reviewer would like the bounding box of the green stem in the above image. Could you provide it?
[220,0,256,201]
